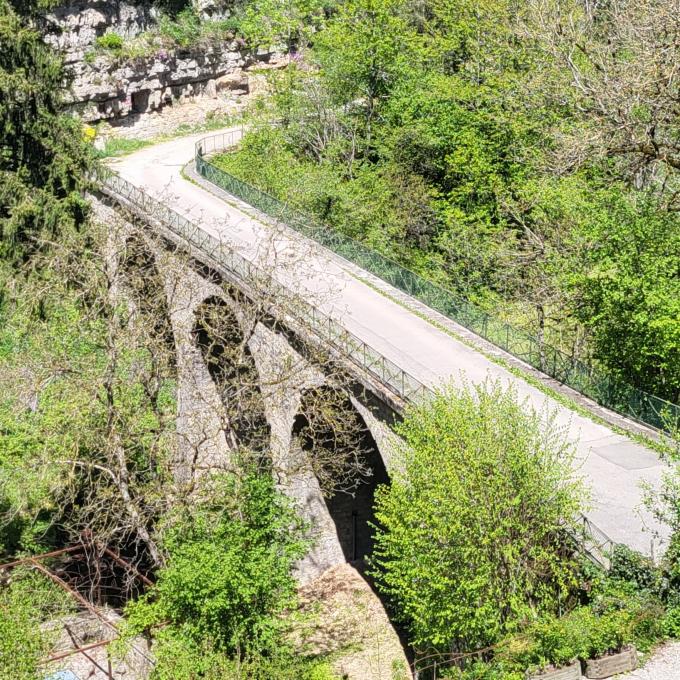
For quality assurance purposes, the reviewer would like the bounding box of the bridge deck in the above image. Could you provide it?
[109,128,670,557]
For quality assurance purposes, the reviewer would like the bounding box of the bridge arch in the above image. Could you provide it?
[193,295,270,453]
[292,385,389,565]
[118,234,176,361]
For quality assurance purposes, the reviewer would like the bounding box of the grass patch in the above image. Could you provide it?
[96,111,245,159]
[98,137,154,158]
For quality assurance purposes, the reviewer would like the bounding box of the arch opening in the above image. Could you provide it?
[119,235,176,365]
[193,296,270,453]
[293,386,389,565]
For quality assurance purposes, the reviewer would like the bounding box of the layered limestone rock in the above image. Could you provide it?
[193,0,234,17]
[67,45,264,123]
[40,1,278,126]
[41,0,158,59]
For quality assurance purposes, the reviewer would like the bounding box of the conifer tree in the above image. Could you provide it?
[0,0,91,263]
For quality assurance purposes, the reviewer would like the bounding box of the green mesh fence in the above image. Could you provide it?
[195,135,679,435]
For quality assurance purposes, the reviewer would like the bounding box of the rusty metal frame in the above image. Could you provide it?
[0,543,155,677]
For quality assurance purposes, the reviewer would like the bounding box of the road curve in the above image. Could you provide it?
[109,127,672,557]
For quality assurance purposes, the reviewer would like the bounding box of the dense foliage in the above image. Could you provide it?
[436,546,679,678]
[0,220,180,563]
[366,383,680,675]
[0,0,91,264]
[370,383,585,651]
[126,470,308,655]
[122,469,331,679]
[217,0,680,403]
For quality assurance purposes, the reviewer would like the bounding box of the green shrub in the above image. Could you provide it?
[0,568,75,680]
[95,31,125,52]
[608,545,660,592]
[145,631,335,680]
[631,601,666,652]
[495,613,589,672]
[442,659,524,680]
[588,580,665,652]
[369,382,585,651]
[659,520,680,607]
[496,599,656,674]
[582,609,631,658]
[663,606,680,638]
[125,469,309,657]
[531,610,592,667]
[159,8,202,47]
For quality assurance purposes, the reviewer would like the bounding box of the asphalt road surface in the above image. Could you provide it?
[109,128,671,557]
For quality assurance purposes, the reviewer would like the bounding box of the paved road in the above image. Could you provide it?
[109,128,671,556]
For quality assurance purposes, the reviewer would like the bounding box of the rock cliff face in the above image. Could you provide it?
[40,1,274,127]
[66,44,270,124]
[41,1,158,59]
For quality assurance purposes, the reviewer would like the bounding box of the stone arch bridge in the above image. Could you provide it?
[96,132,674,674]
[101,194,404,586]
[100,128,672,569]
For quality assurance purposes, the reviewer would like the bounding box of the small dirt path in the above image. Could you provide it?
[617,641,680,679]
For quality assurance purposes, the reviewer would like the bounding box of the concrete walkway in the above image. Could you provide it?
[108,128,671,556]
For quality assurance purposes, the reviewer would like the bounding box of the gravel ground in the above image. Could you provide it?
[618,642,680,679]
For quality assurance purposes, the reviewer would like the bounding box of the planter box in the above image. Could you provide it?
[584,646,637,678]
[528,660,582,680]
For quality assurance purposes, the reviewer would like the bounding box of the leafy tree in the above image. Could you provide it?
[0,222,177,565]
[124,469,311,669]
[313,0,414,134]
[370,382,585,651]
[0,0,91,263]
[238,0,331,51]
[570,191,680,403]
[525,0,680,187]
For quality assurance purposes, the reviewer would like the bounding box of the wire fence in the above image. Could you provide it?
[194,131,679,435]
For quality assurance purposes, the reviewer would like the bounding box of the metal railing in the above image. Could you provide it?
[194,131,679,436]
[99,164,617,568]
[99,169,431,405]
[580,515,617,570]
